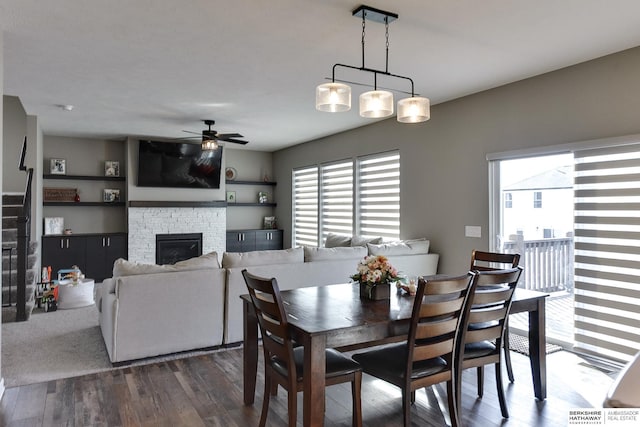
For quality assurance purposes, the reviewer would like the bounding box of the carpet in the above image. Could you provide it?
[1,305,229,388]
[508,333,563,356]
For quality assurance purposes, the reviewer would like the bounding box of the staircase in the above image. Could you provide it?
[2,193,39,322]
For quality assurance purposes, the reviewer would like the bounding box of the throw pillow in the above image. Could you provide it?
[112,259,174,277]
[222,247,304,268]
[173,251,220,270]
[324,233,352,248]
[367,238,430,256]
[350,235,383,247]
[304,246,367,262]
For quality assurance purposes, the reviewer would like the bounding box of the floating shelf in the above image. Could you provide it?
[43,174,126,182]
[226,180,276,186]
[43,202,126,207]
[228,203,277,207]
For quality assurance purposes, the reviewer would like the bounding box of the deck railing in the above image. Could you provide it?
[503,236,574,293]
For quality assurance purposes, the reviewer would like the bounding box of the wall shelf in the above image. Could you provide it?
[226,180,276,186]
[44,174,126,182]
[228,202,277,207]
[43,202,126,207]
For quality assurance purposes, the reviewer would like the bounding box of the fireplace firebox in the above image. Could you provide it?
[156,233,203,265]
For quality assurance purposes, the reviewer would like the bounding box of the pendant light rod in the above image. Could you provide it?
[330,63,416,97]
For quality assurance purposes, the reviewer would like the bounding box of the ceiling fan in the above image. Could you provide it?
[181,120,249,149]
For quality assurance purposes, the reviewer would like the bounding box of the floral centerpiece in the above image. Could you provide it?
[351,255,403,299]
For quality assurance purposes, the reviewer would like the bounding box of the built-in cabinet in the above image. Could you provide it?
[226,229,283,253]
[42,233,127,282]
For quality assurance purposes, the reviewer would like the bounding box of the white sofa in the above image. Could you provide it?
[223,239,439,344]
[96,238,439,362]
[97,252,225,364]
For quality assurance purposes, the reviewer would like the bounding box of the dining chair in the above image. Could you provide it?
[352,273,478,427]
[459,267,523,419]
[469,250,521,383]
[241,269,363,427]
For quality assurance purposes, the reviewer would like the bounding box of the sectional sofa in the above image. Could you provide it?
[96,238,439,363]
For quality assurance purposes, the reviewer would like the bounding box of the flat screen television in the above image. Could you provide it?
[137,140,223,189]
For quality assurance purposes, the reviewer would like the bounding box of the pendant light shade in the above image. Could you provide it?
[397,96,430,123]
[316,82,351,112]
[359,90,394,118]
[201,138,218,151]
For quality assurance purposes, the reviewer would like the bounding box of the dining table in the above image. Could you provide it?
[241,282,548,427]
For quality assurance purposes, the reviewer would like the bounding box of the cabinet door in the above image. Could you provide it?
[255,230,283,251]
[85,235,128,281]
[226,231,257,252]
[41,236,87,278]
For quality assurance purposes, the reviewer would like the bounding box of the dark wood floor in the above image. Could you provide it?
[0,347,616,426]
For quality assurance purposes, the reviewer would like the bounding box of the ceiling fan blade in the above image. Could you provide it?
[215,133,243,139]
[220,137,249,145]
[182,130,201,135]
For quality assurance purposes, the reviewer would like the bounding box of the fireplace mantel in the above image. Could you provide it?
[128,201,227,208]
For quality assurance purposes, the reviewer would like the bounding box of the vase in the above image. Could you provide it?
[359,282,390,300]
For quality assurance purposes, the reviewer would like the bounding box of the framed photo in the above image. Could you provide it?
[263,216,277,229]
[44,217,64,235]
[226,191,236,203]
[50,158,66,175]
[103,189,121,202]
[258,191,269,203]
[105,161,120,177]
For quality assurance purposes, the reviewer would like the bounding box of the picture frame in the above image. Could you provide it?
[44,217,64,235]
[226,191,236,203]
[104,160,120,177]
[263,216,277,229]
[50,158,66,175]
[103,189,121,202]
[258,191,269,203]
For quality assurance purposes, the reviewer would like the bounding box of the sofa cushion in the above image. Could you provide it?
[304,246,367,262]
[351,236,383,247]
[222,247,304,268]
[367,238,430,256]
[112,251,220,277]
[324,233,352,248]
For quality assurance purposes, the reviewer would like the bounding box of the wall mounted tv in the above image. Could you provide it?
[137,140,223,189]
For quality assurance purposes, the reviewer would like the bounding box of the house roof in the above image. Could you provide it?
[3,1,640,151]
[504,165,573,191]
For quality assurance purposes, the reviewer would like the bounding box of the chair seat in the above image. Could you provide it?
[271,347,361,381]
[464,340,497,359]
[353,343,447,380]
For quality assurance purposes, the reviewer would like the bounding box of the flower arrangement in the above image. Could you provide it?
[351,255,403,298]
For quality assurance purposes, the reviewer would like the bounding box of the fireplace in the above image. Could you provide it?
[156,233,203,265]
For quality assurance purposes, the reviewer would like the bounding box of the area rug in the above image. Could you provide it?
[1,305,229,388]
[508,332,563,356]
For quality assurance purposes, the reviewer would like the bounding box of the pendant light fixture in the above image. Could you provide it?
[315,5,430,123]
[201,137,218,151]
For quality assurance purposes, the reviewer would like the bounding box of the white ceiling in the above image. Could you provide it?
[3,1,640,152]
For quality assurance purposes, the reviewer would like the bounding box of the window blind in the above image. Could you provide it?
[357,152,400,240]
[574,143,640,362]
[292,166,319,247]
[320,161,354,243]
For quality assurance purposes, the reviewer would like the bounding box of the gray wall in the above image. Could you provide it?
[273,46,640,275]
[2,96,27,192]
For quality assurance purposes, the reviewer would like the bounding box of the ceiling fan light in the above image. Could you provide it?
[359,90,394,118]
[316,82,351,112]
[397,96,430,123]
[201,138,218,151]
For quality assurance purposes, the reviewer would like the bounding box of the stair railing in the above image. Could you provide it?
[16,137,33,321]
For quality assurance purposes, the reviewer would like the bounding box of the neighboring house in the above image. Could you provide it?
[502,165,574,240]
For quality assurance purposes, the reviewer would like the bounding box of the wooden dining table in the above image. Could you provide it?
[241,282,548,427]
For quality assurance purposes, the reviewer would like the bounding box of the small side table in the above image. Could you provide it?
[57,278,95,309]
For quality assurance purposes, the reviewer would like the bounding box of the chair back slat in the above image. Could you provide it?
[466,325,503,343]
[468,305,509,324]
[407,274,478,369]
[470,250,520,271]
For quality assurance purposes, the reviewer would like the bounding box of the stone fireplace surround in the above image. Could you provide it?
[128,201,226,264]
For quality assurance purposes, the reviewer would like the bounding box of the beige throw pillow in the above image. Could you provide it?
[367,238,430,256]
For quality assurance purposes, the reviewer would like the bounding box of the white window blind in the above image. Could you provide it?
[357,152,400,241]
[320,161,354,243]
[574,143,640,362]
[292,166,319,247]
